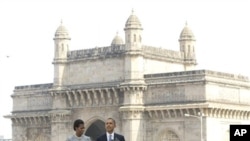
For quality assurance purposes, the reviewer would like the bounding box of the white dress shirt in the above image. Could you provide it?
[106,132,114,141]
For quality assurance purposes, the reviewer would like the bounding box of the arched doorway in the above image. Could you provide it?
[85,119,105,141]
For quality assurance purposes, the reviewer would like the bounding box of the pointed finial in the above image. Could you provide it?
[131,8,134,15]
[185,21,188,26]
[60,19,63,25]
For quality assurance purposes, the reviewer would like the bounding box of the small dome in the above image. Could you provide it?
[111,32,124,46]
[54,20,70,39]
[124,9,143,30]
[179,22,195,41]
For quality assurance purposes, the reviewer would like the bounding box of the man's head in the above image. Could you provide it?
[105,118,116,134]
[73,119,85,137]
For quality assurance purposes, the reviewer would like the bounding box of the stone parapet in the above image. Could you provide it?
[145,70,249,84]
[142,45,184,62]
[66,45,189,64]
[14,83,53,90]
[67,45,125,60]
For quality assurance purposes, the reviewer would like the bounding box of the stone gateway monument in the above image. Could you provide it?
[5,10,250,141]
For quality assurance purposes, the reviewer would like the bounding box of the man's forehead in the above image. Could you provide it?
[106,119,114,123]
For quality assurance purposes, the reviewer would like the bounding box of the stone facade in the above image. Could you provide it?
[5,10,250,141]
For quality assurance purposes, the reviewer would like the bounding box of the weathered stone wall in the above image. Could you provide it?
[143,45,185,74]
[63,57,124,85]
[145,70,250,105]
[144,58,184,74]
[13,84,53,111]
[145,84,204,104]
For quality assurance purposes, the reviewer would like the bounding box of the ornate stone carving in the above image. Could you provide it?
[28,95,52,109]
[49,110,71,123]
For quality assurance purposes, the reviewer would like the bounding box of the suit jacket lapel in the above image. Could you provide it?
[114,133,119,141]
[104,134,108,141]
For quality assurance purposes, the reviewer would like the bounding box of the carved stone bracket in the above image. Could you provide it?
[51,87,121,107]
[119,85,147,92]
[7,114,50,126]
[66,91,73,106]
[119,106,145,119]
[48,110,71,123]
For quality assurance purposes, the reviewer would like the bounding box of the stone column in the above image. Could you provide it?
[49,110,71,141]
[12,125,27,141]
[50,91,72,140]
[120,107,145,141]
[119,87,146,141]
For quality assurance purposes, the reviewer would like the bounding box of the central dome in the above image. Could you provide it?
[111,32,124,46]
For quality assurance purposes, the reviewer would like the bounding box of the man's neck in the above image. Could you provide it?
[107,131,114,134]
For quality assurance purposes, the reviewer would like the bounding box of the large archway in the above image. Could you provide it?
[85,119,105,141]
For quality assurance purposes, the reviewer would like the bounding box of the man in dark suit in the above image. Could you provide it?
[96,118,125,141]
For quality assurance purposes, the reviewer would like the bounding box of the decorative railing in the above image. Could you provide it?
[145,70,249,81]
[142,45,183,59]
[14,83,53,90]
[67,45,125,59]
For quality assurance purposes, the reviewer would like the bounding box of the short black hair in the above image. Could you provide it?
[73,119,84,131]
[107,117,116,125]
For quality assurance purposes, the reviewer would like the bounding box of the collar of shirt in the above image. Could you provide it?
[106,132,114,140]
[73,134,83,139]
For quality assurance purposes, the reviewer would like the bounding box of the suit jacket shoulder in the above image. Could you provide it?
[114,133,125,141]
[96,134,107,141]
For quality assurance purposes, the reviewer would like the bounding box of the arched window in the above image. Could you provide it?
[61,43,64,51]
[56,43,59,51]
[134,34,136,42]
[160,130,180,141]
[182,45,185,51]
[128,34,130,42]
[85,119,105,141]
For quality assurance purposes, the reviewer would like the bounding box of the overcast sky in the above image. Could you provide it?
[1,0,250,139]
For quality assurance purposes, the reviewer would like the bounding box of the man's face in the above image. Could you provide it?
[75,123,85,137]
[105,119,116,133]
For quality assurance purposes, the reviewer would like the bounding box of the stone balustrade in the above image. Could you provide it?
[14,83,53,90]
[144,70,249,81]
[143,45,183,59]
[67,45,125,60]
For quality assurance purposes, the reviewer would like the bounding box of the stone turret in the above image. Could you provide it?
[120,10,146,141]
[124,9,143,50]
[179,22,197,70]
[53,20,71,89]
[122,9,145,83]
